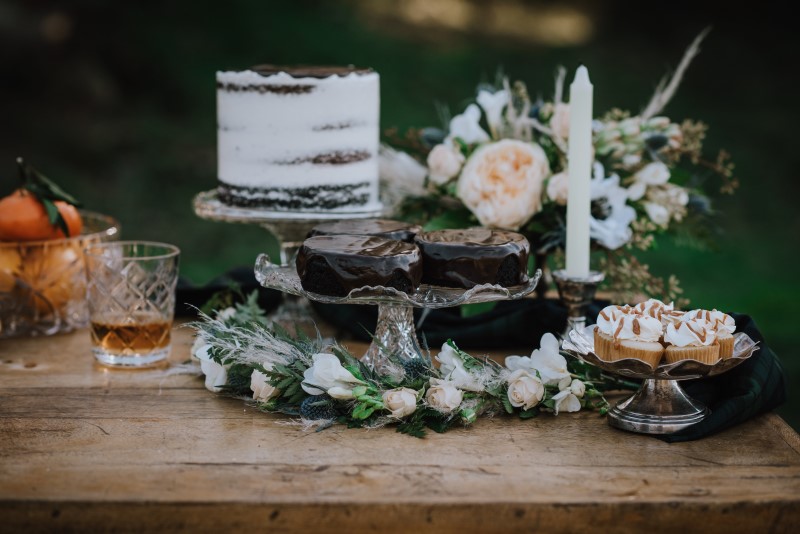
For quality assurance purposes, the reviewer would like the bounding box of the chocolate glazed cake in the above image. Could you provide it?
[296,235,422,297]
[414,229,530,288]
[216,65,381,211]
[308,219,421,242]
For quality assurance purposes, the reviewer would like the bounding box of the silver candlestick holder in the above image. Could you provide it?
[552,269,605,337]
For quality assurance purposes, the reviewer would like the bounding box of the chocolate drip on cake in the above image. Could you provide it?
[308,219,421,242]
[217,182,373,210]
[414,229,530,288]
[296,235,422,297]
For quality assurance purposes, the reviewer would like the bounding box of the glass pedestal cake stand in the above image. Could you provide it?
[562,325,760,435]
[255,253,542,374]
[193,190,385,326]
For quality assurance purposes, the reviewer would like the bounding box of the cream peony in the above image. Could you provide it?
[506,369,544,410]
[250,367,279,402]
[427,143,465,185]
[546,172,569,205]
[382,388,418,418]
[302,353,365,400]
[550,103,571,140]
[426,379,464,414]
[456,139,551,230]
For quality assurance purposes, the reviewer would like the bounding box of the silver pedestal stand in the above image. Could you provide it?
[255,254,542,375]
[193,190,385,327]
[562,325,759,434]
[552,269,605,337]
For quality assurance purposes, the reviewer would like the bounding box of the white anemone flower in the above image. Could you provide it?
[446,104,490,145]
[589,163,637,250]
[476,89,510,135]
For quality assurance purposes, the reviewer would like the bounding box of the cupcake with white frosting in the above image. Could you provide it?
[594,308,664,368]
[683,309,736,358]
[664,318,720,364]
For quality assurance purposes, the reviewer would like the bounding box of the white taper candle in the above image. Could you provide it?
[565,65,593,278]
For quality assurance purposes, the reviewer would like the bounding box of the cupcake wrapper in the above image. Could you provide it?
[594,329,663,369]
[717,336,734,359]
[665,344,720,364]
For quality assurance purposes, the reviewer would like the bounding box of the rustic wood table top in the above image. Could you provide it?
[1,324,799,533]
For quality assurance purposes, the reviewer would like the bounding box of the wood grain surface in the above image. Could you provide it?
[1,325,798,533]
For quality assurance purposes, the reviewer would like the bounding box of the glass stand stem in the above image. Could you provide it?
[361,304,424,374]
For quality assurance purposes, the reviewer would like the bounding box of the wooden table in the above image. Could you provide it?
[1,326,799,533]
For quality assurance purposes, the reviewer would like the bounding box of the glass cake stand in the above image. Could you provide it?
[562,325,760,435]
[255,253,542,375]
[193,189,385,326]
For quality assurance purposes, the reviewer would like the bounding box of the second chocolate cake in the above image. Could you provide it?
[414,229,530,288]
[296,235,422,297]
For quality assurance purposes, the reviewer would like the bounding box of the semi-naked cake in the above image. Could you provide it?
[216,65,381,211]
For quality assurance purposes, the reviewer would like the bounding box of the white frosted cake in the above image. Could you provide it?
[216,65,381,211]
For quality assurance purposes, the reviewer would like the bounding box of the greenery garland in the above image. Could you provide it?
[190,292,634,438]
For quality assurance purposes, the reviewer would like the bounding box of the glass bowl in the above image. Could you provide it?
[0,211,120,338]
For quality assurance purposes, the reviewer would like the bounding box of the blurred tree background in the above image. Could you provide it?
[1,0,797,428]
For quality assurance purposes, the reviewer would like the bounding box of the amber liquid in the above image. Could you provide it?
[90,313,171,354]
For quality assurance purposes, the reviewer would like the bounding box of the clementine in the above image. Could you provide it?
[0,189,83,241]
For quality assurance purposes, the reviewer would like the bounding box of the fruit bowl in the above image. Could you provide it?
[0,211,120,338]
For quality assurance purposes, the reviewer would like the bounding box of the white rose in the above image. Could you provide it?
[550,102,570,140]
[427,144,465,185]
[636,162,670,186]
[506,369,544,410]
[552,389,581,414]
[644,201,670,227]
[569,379,586,398]
[250,367,279,402]
[436,343,484,392]
[476,89,509,133]
[447,104,490,145]
[302,353,365,399]
[546,172,569,206]
[426,379,464,414]
[194,343,229,393]
[456,139,551,230]
[382,388,418,418]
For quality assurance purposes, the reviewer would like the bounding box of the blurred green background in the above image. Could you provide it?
[1,0,797,429]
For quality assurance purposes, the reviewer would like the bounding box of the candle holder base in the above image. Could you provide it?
[552,269,605,338]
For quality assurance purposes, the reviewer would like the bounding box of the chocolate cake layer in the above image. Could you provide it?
[414,229,530,288]
[217,182,372,210]
[308,219,421,242]
[297,235,422,297]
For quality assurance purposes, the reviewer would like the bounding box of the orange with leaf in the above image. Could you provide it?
[0,158,83,241]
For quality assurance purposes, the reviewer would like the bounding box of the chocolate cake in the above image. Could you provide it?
[296,235,422,297]
[414,229,530,288]
[308,219,421,242]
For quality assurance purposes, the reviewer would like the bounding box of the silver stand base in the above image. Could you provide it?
[608,379,709,434]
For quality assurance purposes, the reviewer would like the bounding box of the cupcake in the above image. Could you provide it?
[664,319,720,364]
[594,309,664,369]
[684,309,736,358]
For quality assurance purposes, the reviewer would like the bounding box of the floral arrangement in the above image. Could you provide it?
[190,293,633,437]
[381,31,737,304]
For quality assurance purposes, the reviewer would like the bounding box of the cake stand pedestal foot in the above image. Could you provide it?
[361,303,425,375]
[608,378,709,435]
